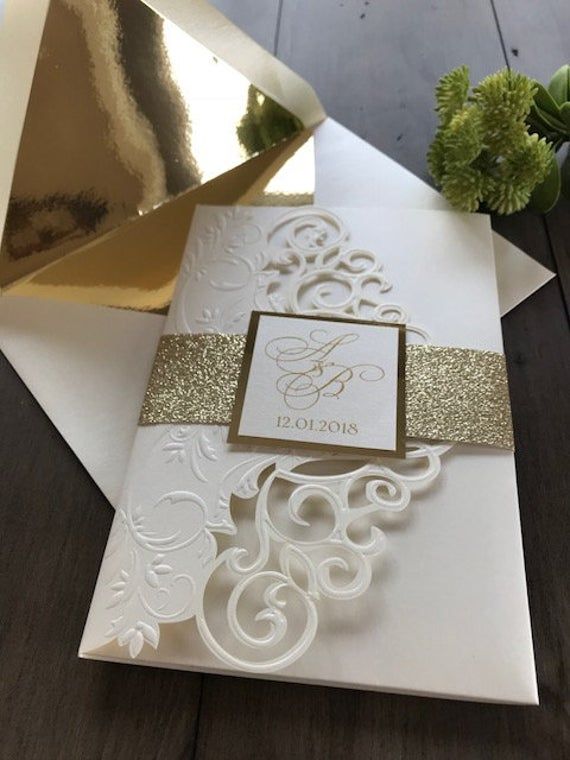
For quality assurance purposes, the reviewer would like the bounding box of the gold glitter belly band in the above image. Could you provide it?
[139,334,514,451]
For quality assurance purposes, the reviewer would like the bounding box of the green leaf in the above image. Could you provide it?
[560,102,570,130]
[529,103,567,134]
[561,152,570,200]
[527,112,558,139]
[534,81,563,117]
[528,153,561,212]
[548,64,570,105]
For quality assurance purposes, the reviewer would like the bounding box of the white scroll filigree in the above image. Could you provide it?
[194,442,448,672]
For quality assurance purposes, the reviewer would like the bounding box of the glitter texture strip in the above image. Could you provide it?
[139,334,247,426]
[405,345,513,449]
[140,335,514,450]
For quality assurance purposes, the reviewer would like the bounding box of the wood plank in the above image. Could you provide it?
[492,0,570,314]
[275,0,506,180]
[492,0,570,82]
[211,0,281,51]
[0,352,203,760]
[544,198,570,316]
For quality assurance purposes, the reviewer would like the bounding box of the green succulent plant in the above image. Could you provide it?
[526,64,570,210]
[427,66,553,214]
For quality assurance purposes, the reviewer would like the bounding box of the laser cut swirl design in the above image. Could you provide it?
[254,208,428,341]
[172,207,428,340]
[192,442,449,672]
[98,207,447,670]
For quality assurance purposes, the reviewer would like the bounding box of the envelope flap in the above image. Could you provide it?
[0,0,324,301]
[144,0,325,126]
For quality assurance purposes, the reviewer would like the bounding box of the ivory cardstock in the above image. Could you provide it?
[80,205,537,703]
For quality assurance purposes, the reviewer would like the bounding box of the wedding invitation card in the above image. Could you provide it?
[80,205,536,703]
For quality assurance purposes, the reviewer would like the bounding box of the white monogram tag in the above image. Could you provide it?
[228,312,405,456]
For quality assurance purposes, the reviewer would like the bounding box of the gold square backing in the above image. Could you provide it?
[228,311,406,458]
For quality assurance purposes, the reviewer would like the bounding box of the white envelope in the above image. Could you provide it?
[79,204,537,703]
[0,117,554,508]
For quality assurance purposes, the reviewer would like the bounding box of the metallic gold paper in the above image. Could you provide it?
[9,131,314,311]
[139,333,514,451]
[0,0,324,310]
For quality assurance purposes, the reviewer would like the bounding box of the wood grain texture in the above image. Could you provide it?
[492,0,570,82]
[276,0,506,180]
[1,1,569,759]
[544,198,570,315]
[211,0,281,51]
[493,0,570,314]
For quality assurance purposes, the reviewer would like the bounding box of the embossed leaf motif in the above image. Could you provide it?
[101,491,217,657]
[196,303,248,333]
[162,428,219,482]
[174,209,261,333]
[108,568,130,606]
[117,620,160,658]
[145,554,173,589]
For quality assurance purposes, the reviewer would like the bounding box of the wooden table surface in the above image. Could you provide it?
[2,1,569,758]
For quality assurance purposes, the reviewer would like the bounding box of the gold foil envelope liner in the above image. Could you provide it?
[0,0,324,310]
